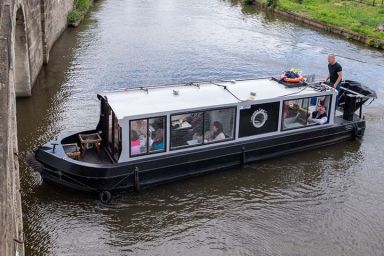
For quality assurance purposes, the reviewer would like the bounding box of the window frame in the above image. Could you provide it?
[148,117,167,154]
[307,95,332,127]
[112,114,122,161]
[170,110,204,151]
[203,107,237,146]
[169,106,237,151]
[100,99,121,163]
[281,96,332,131]
[129,116,167,158]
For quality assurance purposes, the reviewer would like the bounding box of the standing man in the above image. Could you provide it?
[325,53,343,88]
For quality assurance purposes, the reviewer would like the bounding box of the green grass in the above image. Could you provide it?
[67,0,93,24]
[258,0,384,42]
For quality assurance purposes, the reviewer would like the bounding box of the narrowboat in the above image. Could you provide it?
[29,77,376,202]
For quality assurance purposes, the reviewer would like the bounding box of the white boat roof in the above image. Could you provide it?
[101,78,329,119]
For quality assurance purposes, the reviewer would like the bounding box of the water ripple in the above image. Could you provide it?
[16,0,384,255]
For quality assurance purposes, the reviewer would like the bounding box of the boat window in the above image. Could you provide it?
[113,115,121,160]
[100,99,121,162]
[149,117,165,153]
[130,119,148,156]
[282,96,331,130]
[203,108,235,143]
[170,107,236,150]
[170,112,203,149]
[282,98,309,130]
[108,110,113,150]
[130,116,166,156]
[307,95,331,126]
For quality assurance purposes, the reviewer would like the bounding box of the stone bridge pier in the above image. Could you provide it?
[1,0,74,255]
[4,0,74,97]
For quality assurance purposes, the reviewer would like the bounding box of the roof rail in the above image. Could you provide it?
[101,77,275,94]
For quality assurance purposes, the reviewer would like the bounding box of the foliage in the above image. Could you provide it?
[379,6,384,14]
[243,0,255,5]
[67,0,92,24]
[367,37,382,48]
[267,0,278,7]
[67,10,81,24]
[76,0,92,12]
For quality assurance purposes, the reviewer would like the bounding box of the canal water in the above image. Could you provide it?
[17,0,384,255]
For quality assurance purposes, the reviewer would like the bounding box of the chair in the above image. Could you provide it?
[78,133,102,157]
[62,143,81,160]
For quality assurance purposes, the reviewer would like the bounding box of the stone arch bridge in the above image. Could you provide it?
[2,0,74,97]
[1,0,74,255]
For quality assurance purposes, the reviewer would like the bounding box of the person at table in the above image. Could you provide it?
[130,130,141,155]
[207,121,226,142]
[131,120,147,136]
[151,128,164,151]
[284,101,300,118]
[185,112,203,140]
[308,106,328,125]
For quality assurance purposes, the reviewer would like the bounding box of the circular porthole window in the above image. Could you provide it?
[251,109,268,128]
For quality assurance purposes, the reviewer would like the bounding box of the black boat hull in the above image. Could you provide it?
[33,117,365,194]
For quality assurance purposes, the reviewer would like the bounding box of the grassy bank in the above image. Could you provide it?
[67,0,93,26]
[255,0,384,47]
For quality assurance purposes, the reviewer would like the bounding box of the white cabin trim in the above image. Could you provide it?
[98,79,338,163]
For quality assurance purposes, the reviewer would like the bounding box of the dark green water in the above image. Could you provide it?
[17,0,384,255]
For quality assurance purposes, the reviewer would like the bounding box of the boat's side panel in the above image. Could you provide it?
[135,120,357,189]
[35,120,364,193]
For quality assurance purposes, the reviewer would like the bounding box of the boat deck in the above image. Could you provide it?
[78,148,113,165]
[334,113,362,125]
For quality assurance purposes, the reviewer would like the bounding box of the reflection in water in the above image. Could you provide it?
[17,0,384,255]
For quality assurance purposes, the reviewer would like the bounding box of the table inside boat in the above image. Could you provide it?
[170,121,194,147]
[78,133,102,157]
[171,121,192,129]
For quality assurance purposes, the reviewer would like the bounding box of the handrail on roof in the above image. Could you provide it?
[185,82,200,88]
[209,81,243,102]
[139,87,149,94]
[101,77,275,94]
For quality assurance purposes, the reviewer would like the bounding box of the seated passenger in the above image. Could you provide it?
[186,112,203,139]
[207,121,225,142]
[204,130,213,141]
[151,128,164,151]
[308,106,328,125]
[131,120,147,136]
[286,102,300,118]
[152,119,164,130]
[130,130,141,154]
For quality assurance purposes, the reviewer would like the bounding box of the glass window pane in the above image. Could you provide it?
[171,112,203,149]
[108,110,113,148]
[282,98,309,130]
[130,119,148,155]
[204,108,235,143]
[149,117,166,153]
[113,115,120,159]
[308,95,330,125]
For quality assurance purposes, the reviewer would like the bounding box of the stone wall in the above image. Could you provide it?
[42,0,75,63]
[0,4,24,256]
[1,0,75,254]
